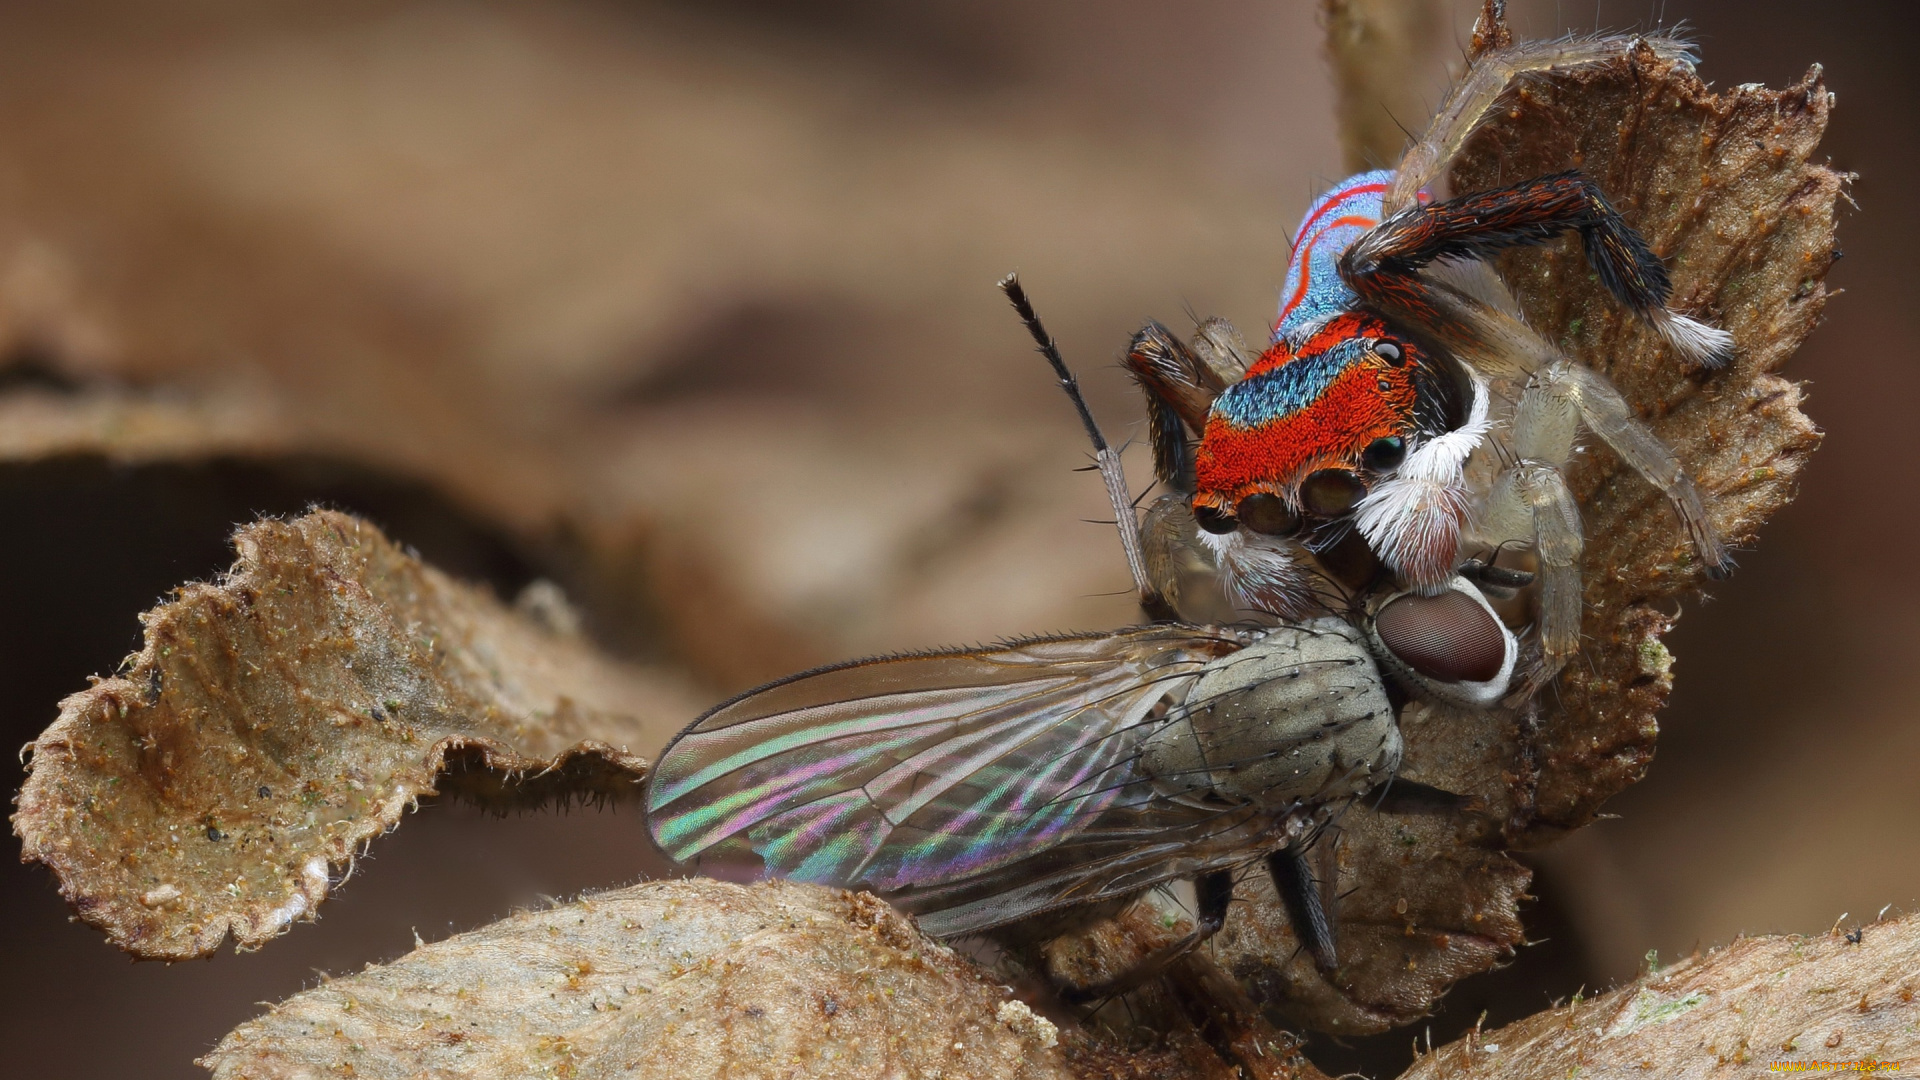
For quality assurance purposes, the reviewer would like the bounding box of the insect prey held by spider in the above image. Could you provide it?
[644,263,1525,1005]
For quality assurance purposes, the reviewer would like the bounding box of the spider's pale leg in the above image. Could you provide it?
[1484,468,1583,674]
[1481,370,1584,672]
[1541,360,1733,579]
[1386,33,1696,214]
[1141,494,1236,624]
[1001,274,1180,621]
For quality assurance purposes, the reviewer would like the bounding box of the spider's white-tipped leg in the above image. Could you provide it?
[1539,360,1734,579]
[1648,308,1736,369]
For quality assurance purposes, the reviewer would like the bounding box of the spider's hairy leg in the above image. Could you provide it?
[1349,175,1732,368]
[1385,32,1696,214]
[1483,430,1584,676]
[1190,316,1253,384]
[1496,468,1582,697]
[1536,359,1733,578]
[1141,494,1239,623]
[1126,322,1222,431]
[1146,393,1197,495]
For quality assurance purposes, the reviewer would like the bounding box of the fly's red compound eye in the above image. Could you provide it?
[1374,590,1506,683]
[1235,493,1300,536]
[1301,469,1368,517]
[1192,502,1238,534]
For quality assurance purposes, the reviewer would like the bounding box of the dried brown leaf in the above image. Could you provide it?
[199,879,1077,1080]
[1402,913,1920,1078]
[13,510,703,960]
[1450,41,1839,841]
[0,384,296,463]
[1208,31,1840,1034]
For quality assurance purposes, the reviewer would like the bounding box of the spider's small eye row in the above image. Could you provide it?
[1362,436,1406,472]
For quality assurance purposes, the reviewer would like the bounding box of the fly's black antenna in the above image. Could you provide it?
[1000,273,1168,619]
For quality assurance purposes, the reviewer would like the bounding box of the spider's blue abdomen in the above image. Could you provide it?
[1275,170,1394,342]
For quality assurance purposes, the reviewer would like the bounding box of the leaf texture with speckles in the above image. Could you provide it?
[13,511,702,959]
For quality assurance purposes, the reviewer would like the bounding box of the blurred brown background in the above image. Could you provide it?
[0,1,1906,1076]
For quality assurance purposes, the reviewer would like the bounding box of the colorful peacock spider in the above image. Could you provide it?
[1124,31,1735,683]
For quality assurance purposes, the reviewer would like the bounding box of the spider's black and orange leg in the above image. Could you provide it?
[1345,172,1731,367]
[1347,172,1664,314]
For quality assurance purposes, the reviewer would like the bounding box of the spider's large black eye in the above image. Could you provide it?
[1362,436,1407,472]
[1192,502,1238,534]
[1235,493,1299,536]
[1301,469,1368,518]
[1373,339,1406,365]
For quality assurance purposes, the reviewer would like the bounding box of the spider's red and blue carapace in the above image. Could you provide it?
[1191,310,1416,523]
[1185,172,1446,535]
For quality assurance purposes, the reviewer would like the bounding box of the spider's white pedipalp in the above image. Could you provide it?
[1196,527,1317,619]
[1355,379,1492,593]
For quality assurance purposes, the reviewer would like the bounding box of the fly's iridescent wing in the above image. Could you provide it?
[645,625,1281,935]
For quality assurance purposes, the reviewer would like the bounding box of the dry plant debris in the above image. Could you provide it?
[1190,16,1841,1034]
[195,878,1920,1080]
[1400,913,1920,1079]
[13,510,702,959]
[199,879,1079,1080]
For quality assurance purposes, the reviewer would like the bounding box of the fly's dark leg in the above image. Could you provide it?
[1193,868,1234,938]
[1058,871,1234,1004]
[1266,847,1338,975]
[1459,557,1535,592]
[1344,171,1670,317]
